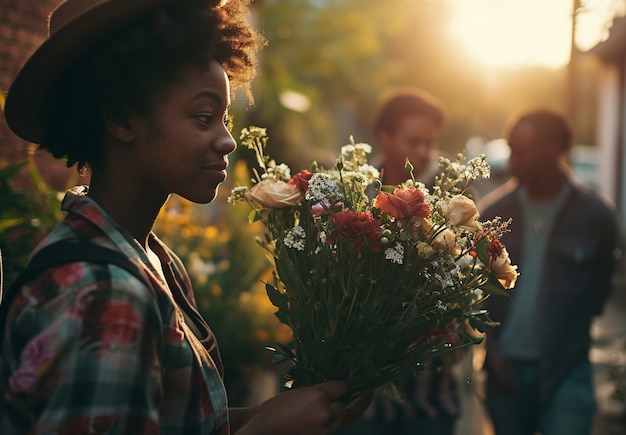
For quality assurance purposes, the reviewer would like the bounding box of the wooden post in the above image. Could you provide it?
[566,0,582,125]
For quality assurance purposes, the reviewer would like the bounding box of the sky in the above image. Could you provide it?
[445,0,625,69]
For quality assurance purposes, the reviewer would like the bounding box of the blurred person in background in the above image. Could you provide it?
[478,109,620,435]
[371,87,448,188]
[344,88,463,435]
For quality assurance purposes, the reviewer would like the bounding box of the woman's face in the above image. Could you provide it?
[128,59,237,204]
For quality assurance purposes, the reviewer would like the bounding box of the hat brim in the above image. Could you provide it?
[4,0,181,144]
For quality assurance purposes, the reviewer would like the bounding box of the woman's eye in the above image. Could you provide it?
[195,113,213,124]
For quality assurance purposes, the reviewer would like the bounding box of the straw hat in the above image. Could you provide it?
[4,0,182,144]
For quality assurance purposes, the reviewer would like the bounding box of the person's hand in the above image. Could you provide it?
[236,380,348,435]
[340,392,373,429]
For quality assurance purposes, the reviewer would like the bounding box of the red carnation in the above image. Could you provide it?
[328,210,383,252]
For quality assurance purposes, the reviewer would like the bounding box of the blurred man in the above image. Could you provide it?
[479,109,620,435]
[372,87,448,187]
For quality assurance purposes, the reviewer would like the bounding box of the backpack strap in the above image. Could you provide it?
[0,240,149,346]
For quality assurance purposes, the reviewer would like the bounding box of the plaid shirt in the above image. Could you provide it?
[0,186,230,434]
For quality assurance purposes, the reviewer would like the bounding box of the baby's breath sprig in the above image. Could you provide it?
[240,126,269,182]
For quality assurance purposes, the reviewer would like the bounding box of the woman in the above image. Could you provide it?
[0,0,352,433]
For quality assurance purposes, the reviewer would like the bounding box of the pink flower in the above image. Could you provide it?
[311,199,330,216]
[311,198,342,216]
[9,332,54,394]
[374,186,430,220]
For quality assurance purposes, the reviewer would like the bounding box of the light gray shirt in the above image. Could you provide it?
[498,182,571,360]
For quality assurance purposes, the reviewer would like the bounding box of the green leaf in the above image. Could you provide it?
[265,282,288,309]
[475,236,491,265]
[0,217,29,234]
[468,317,487,332]
[479,278,509,297]
[274,308,290,325]
[248,209,258,224]
[0,162,27,180]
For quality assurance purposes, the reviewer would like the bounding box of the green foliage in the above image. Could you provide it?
[0,159,64,287]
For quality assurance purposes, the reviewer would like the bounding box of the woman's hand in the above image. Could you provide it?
[339,392,373,429]
[235,380,348,435]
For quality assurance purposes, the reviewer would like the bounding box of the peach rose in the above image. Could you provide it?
[431,228,461,256]
[247,179,304,208]
[439,195,481,231]
[489,240,518,289]
[374,186,430,220]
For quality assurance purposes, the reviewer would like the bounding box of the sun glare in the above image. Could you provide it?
[446,0,624,69]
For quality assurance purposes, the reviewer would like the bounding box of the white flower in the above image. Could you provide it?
[416,241,434,259]
[305,173,343,202]
[354,143,372,154]
[342,171,368,186]
[341,141,372,169]
[267,161,292,180]
[385,242,405,264]
[240,126,267,142]
[466,154,491,180]
[228,186,249,203]
[284,226,306,250]
[341,144,355,156]
[436,300,448,311]
[358,164,380,180]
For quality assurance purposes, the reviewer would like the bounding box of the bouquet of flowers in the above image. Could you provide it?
[229,126,517,402]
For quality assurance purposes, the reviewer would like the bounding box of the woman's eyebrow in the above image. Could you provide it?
[190,90,225,106]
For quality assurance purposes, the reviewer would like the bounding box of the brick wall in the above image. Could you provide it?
[1,0,63,162]
[0,0,76,191]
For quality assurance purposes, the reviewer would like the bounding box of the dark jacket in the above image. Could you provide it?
[480,176,620,404]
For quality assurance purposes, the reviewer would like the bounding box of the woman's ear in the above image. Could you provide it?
[104,108,135,143]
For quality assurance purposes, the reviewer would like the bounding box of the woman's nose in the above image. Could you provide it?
[215,127,237,155]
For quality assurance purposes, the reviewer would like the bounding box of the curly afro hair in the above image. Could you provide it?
[39,0,265,171]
